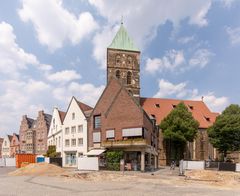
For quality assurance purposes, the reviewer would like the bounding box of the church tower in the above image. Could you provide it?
[107,22,140,102]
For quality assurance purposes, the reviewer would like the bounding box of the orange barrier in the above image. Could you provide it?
[15,154,36,168]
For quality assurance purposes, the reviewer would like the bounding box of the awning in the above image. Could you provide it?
[85,149,105,156]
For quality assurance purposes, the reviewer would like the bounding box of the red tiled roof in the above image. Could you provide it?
[140,97,219,129]
[58,110,66,124]
[77,101,93,112]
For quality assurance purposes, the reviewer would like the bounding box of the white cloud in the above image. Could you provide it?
[154,79,229,112]
[89,0,212,67]
[47,70,81,83]
[145,50,185,73]
[154,79,188,98]
[178,36,195,44]
[226,26,240,45]
[0,22,38,76]
[92,25,119,69]
[0,21,103,136]
[53,82,105,107]
[220,0,235,8]
[18,0,98,51]
[189,49,214,68]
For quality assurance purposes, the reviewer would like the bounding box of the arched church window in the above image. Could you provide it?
[127,56,132,65]
[127,71,132,85]
[116,70,120,79]
[116,55,121,64]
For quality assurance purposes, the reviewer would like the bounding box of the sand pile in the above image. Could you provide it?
[185,170,240,187]
[9,162,66,176]
[73,171,137,182]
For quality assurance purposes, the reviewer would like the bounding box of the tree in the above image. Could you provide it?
[159,102,199,161]
[44,145,61,158]
[208,104,240,160]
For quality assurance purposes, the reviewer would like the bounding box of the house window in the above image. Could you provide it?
[72,113,75,120]
[116,70,120,79]
[106,130,115,139]
[127,71,132,85]
[71,126,76,134]
[78,138,83,146]
[78,125,83,133]
[65,127,69,134]
[93,132,101,143]
[94,115,101,129]
[155,104,160,108]
[71,139,76,147]
[65,139,70,147]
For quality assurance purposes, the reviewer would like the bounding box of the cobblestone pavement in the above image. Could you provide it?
[0,167,240,196]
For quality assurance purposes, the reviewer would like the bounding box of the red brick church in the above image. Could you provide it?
[88,22,218,170]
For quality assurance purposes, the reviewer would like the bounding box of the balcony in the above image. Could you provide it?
[102,138,147,148]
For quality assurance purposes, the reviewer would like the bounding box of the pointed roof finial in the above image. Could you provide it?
[121,15,123,25]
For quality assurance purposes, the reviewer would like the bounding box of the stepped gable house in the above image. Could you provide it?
[10,133,20,157]
[19,111,52,155]
[88,23,159,172]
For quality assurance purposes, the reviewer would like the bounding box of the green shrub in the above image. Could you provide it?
[106,150,123,171]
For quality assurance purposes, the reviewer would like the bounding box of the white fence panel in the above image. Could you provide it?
[5,158,16,167]
[78,157,99,171]
[183,161,205,170]
[0,158,5,167]
[45,157,50,163]
[236,163,240,172]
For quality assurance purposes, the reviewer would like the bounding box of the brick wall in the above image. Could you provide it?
[107,48,140,102]
[35,111,49,155]
[10,134,20,157]
[88,78,156,148]
[19,115,30,153]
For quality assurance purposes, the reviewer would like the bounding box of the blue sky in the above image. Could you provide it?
[0,0,240,136]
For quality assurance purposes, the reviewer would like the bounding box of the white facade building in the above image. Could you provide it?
[62,97,92,167]
[47,108,65,154]
[2,135,12,158]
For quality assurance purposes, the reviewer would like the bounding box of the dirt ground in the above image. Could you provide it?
[185,170,240,188]
[2,165,240,196]
[8,163,240,189]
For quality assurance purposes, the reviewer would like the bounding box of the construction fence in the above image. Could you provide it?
[0,158,16,167]
[180,160,240,174]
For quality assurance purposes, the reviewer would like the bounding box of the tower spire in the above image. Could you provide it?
[121,15,123,25]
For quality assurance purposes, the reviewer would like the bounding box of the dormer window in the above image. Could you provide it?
[155,104,160,108]
[189,105,194,110]
[151,114,156,118]
[205,117,210,122]
[172,104,177,109]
